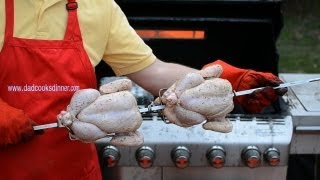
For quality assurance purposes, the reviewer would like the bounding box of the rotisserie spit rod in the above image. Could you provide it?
[33,77,320,130]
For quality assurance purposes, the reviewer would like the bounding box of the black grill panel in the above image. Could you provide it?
[95,0,285,113]
[118,0,283,73]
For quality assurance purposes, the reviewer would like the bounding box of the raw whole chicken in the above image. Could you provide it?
[156,65,234,133]
[57,79,143,146]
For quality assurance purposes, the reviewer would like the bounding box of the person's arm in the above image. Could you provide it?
[128,58,287,114]
[127,58,197,95]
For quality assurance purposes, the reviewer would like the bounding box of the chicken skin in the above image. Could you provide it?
[57,79,143,146]
[156,65,234,133]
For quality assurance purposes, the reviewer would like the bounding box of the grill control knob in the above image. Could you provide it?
[206,145,226,168]
[171,146,191,169]
[264,147,280,166]
[102,145,120,168]
[135,146,155,168]
[241,145,261,168]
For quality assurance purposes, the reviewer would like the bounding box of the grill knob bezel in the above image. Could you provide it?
[206,145,226,168]
[241,145,261,168]
[171,146,191,169]
[264,147,281,166]
[135,146,155,168]
[102,145,121,168]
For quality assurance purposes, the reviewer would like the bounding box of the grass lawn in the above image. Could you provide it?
[277,1,320,73]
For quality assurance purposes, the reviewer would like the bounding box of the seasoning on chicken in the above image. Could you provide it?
[156,65,234,133]
[57,79,143,146]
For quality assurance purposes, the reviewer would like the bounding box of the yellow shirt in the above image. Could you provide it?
[0,0,156,76]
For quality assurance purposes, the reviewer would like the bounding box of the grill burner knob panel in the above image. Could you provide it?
[242,145,261,168]
[102,145,120,168]
[135,146,155,168]
[206,145,226,168]
[171,146,191,169]
[264,147,280,166]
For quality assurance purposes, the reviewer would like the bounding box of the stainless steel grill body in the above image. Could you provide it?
[96,73,320,180]
[281,74,320,154]
[98,115,292,166]
[96,115,292,180]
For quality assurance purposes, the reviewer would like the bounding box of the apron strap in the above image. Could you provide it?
[64,0,82,41]
[4,0,82,42]
[4,0,14,41]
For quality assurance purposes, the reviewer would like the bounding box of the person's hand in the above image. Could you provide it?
[203,60,288,113]
[156,65,234,133]
[57,79,143,146]
[0,99,37,148]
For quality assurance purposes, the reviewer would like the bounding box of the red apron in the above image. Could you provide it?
[0,0,102,179]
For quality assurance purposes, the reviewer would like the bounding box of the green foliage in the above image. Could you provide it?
[277,1,320,73]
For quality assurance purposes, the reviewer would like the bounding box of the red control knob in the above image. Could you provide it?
[241,145,261,168]
[264,147,280,166]
[206,145,226,168]
[135,146,155,168]
[102,145,120,168]
[171,146,191,169]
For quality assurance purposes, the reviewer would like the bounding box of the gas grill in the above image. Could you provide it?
[96,77,294,180]
[94,0,320,179]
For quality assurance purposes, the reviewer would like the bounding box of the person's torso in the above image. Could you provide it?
[0,0,101,179]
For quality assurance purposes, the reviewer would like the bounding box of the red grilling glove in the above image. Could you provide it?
[0,98,36,148]
[203,60,288,114]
